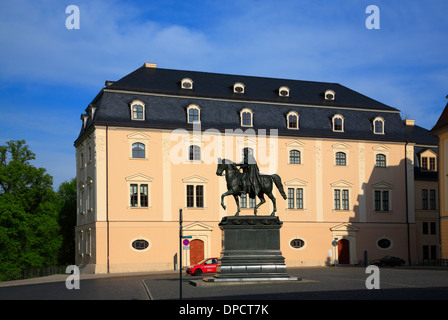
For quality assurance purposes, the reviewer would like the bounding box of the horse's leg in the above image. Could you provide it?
[233,194,241,216]
[267,192,277,216]
[221,190,233,210]
[254,193,266,216]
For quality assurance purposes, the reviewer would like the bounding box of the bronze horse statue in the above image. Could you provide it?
[216,158,287,216]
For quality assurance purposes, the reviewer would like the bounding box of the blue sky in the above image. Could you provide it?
[0,0,447,188]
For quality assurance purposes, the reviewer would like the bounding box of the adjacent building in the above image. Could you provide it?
[430,102,448,260]
[75,63,432,273]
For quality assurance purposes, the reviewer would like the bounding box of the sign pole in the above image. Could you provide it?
[179,209,183,300]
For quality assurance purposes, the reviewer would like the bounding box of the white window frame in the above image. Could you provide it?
[325,89,336,100]
[240,108,253,127]
[371,182,394,213]
[233,82,245,94]
[181,78,193,90]
[187,104,201,124]
[279,86,290,97]
[286,111,299,130]
[331,180,353,212]
[130,99,146,121]
[182,175,208,209]
[125,174,153,209]
[373,116,385,134]
[332,114,344,132]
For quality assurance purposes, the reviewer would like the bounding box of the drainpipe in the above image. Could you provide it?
[405,140,411,265]
[106,124,110,273]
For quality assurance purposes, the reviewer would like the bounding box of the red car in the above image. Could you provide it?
[186,258,218,276]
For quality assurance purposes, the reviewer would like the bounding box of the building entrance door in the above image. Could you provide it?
[190,239,204,265]
[338,239,350,264]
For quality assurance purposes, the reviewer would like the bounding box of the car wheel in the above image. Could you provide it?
[194,269,203,276]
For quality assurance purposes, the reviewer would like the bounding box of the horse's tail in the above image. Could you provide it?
[271,174,287,200]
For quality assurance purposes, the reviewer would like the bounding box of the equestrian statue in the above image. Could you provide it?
[216,149,287,216]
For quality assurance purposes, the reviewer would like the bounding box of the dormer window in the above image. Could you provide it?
[181,78,193,90]
[186,104,200,123]
[279,86,290,97]
[240,108,253,127]
[332,114,344,132]
[286,111,299,129]
[325,90,335,101]
[233,82,245,94]
[373,117,385,134]
[130,100,145,121]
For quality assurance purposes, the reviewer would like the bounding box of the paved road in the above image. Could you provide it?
[146,266,448,300]
[1,266,448,301]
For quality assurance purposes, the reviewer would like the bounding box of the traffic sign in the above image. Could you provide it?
[183,239,190,246]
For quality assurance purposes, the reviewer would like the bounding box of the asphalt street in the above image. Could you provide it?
[1,266,448,301]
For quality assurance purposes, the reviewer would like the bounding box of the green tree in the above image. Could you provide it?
[57,178,77,265]
[0,140,62,281]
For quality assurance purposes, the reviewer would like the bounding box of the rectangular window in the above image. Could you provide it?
[430,222,436,235]
[296,188,304,209]
[249,197,256,208]
[423,245,429,260]
[429,157,436,171]
[423,222,428,235]
[430,189,436,210]
[288,188,294,209]
[130,184,138,207]
[240,194,247,208]
[186,185,194,207]
[421,157,428,170]
[374,190,390,211]
[196,185,204,208]
[382,191,389,211]
[374,190,381,211]
[140,184,148,207]
[342,189,349,210]
[422,189,428,210]
[334,189,341,210]
[287,188,304,209]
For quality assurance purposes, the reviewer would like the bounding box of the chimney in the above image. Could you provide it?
[404,119,415,126]
[144,62,157,68]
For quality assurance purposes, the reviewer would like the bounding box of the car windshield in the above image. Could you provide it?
[196,258,216,265]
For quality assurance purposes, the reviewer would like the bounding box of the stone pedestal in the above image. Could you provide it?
[210,215,299,282]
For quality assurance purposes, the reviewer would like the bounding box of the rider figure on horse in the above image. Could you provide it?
[236,148,262,199]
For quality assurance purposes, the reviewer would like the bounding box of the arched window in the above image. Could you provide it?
[373,117,385,134]
[335,152,346,166]
[189,145,201,161]
[132,143,145,158]
[189,108,199,123]
[289,150,301,164]
[130,100,145,121]
[376,154,386,167]
[187,104,200,123]
[240,108,253,127]
[287,111,299,129]
[332,114,344,132]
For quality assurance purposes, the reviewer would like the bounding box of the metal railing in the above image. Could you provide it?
[421,259,448,267]
[1,265,70,282]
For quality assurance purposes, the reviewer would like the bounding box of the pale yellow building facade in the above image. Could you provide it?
[75,64,422,273]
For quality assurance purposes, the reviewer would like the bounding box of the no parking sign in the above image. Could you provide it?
[182,238,190,250]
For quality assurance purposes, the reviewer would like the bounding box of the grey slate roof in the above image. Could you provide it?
[75,65,429,145]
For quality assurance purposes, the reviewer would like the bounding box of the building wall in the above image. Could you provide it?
[75,125,416,273]
[438,131,448,258]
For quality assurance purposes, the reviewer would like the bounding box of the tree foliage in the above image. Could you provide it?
[0,140,63,281]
